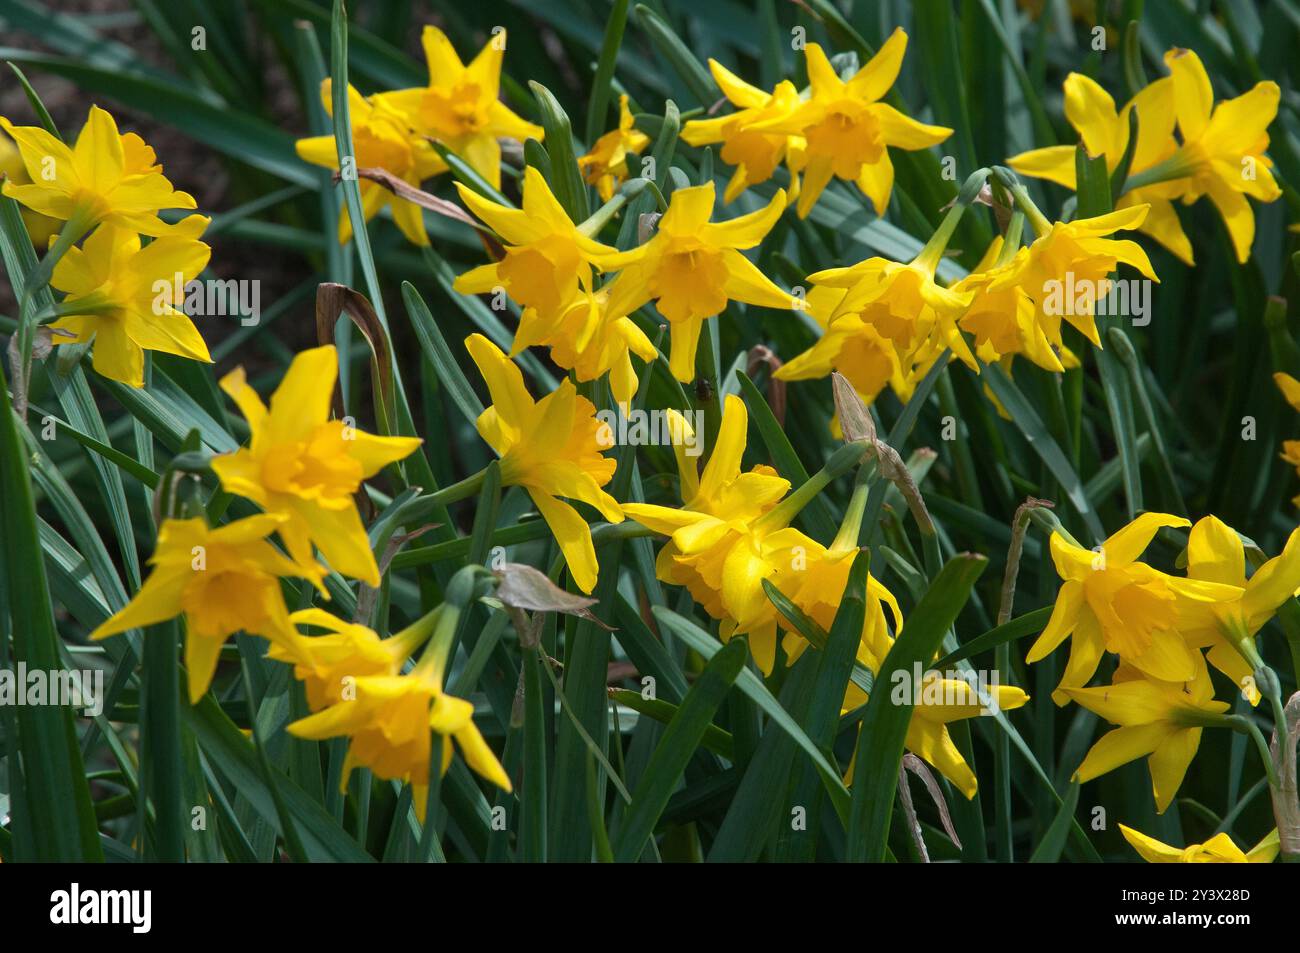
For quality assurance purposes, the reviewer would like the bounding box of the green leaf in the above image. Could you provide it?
[0,388,102,860]
[846,553,988,861]
[633,4,715,106]
[979,361,1104,542]
[933,605,1053,669]
[529,81,589,222]
[586,0,632,144]
[400,280,484,427]
[612,637,746,860]
[1028,781,1080,863]
[652,606,851,818]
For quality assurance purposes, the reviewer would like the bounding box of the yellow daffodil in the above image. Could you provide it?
[212,345,422,587]
[993,205,1158,350]
[1178,517,1300,704]
[295,80,447,245]
[578,94,650,201]
[773,284,905,407]
[956,238,1080,374]
[1162,47,1281,263]
[1120,824,1279,863]
[622,396,794,670]
[288,650,511,818]
[267,608,429,711]
[374,26,542,191]
[517,287,659,406]
[777,251,974,405]
[752,31,951,218]
[843,670,1029,799]
[1008,74,1192,263]
[0,130,59,245]
[47,220,212,387]
[1275,371,1300,412]
[0,105,196,236]
[1027,514,1231,702]
[681,63,805,204]
[1063,658,1228,813]
[601,182,791,381]
[1281,441,1300,505]
[465,334,623,593]
[91,515,324,702]
[764,530,903,669]
[453,166,619,321]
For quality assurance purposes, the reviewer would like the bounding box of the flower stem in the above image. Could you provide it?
[754,441,866,534]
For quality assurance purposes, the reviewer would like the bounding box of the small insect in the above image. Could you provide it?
[694,377,714,403]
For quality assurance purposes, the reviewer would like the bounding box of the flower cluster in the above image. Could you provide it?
[1029,513,1300,812]
[295,25,541,244]
[2,105,211,386]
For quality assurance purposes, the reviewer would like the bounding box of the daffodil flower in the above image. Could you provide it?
[764,498,903,669]
[212,345,422,587]
[1280,440,1300,505]
[681,63,805,205]
[0,130,59,246]
[777,250,975,407]
[600,182,791,381]
[579,94,651,202]
[1275,371,1300,413]
[0,105,196,237]
[990,204,1159,350]
[625,396,868,671]
[453,166,620,322]
[522,287,659,406]
[843,671,1029,799]
[773,284,906,408]
[1178,516,1300,704]
[1161,47,1281,263]
[1008,73,1193,263]
[1063,659,1229,813]
[47,220,213,387]
[622,396,794,669]
[295,80,448,245]
[91,515,325,703]
[268,608,433,710]
[1119,824,1279,863]
[374,26,543,191]
[465,334,623,593]
[956,232,1079,375]
[751,31,952,218]
[288,642,511,818]
[1027,513,1230,702]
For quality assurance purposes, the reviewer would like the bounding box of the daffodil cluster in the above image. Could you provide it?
[295,26,541,245]
[1010,48,1282,264]
[454,170,794,398]
[1,105,212,386]
[1028,513,1300,812]
[682,29,953,218]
